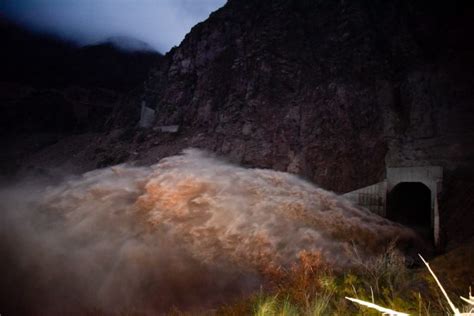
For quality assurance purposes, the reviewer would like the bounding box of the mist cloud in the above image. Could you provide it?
[0,0,227,53]
[0,149,422,314]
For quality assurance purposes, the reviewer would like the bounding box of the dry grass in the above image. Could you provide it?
[346,254,474,315]
[85,243,473,315]
[215,243,473,316]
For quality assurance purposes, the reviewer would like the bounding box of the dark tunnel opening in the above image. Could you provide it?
[387,182,432,241]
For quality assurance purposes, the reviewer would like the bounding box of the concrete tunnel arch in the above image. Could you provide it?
[386,166,442,245]
[344,166,443,245]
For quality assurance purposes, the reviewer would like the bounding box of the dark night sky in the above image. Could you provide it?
[0,0,227,53]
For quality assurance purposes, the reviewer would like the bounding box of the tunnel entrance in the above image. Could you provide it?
[344,166,442,245]
[387,182,432,240]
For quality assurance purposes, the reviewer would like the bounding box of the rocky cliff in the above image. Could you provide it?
[140,0,474,245]
[144,0,473,187]
[2,1,473,246]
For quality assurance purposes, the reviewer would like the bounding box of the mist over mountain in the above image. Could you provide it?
[0,0,227,53]
[99,36,157,52]
[0,20,161,89]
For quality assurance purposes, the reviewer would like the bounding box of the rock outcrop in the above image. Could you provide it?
[141,0,474,245]
[2,1,473,246]
[143,1,474,191]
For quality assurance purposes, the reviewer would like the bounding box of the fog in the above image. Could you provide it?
[0,149,420,314]
[0,0,227,53]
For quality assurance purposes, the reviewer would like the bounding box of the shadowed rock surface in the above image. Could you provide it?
[140,0,474,246]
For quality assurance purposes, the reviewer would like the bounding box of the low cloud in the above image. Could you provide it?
[0,0,227,53]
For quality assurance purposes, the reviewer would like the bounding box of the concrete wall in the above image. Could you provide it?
[343,181,387,216]
[138,101,156,128]
[386,166,443,195]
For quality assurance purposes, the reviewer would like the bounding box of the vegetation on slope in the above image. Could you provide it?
[214,243,473,316]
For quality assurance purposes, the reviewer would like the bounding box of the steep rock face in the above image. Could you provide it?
[143,0,474,244]
[145,0,474,192]
[2,1,473,245]
[146,0,390,191]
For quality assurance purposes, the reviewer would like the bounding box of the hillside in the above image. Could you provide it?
[0,19,162,175]
[1,2,474,315]
[141,0,474,246]
[2,1,474,246]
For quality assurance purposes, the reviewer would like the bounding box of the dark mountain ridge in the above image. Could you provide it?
[0,18,162,132]
[0,19,162,175]
[0,19,161,89]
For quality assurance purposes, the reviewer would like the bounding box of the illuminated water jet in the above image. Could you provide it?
[0,149,420,314]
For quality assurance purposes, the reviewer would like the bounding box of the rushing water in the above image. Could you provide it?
[0,149,419,314]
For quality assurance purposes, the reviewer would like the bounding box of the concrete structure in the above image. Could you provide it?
[343,181,387,216]
[155,125,180,133]
[344,166,443,245]
[138,101,156,128]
